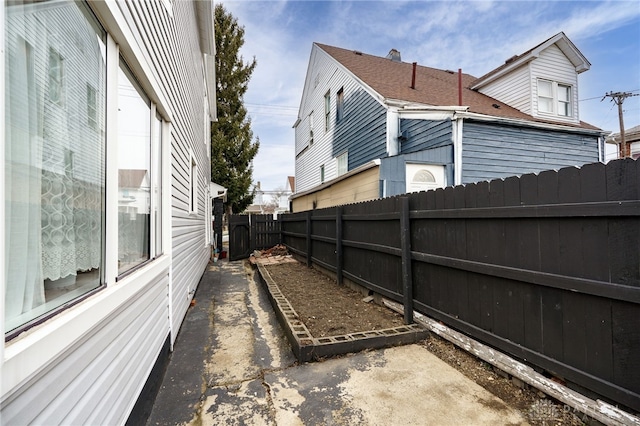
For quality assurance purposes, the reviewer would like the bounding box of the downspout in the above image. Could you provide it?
[386,108,399,156]
[453,115,464,186]
[597,135,604,163]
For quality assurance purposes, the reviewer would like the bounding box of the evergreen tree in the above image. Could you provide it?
[211,4,259,214]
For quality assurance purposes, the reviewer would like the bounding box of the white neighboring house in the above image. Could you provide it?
[248,176,294,216]
[1,0,216,424]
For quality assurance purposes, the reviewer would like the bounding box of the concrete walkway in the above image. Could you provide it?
[146,259,529,425]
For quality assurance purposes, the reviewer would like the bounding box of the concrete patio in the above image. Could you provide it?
[146,258,529,425]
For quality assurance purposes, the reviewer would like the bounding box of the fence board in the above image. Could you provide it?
[280,159,640,412]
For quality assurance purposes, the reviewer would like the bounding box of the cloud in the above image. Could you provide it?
[218,0,640,190]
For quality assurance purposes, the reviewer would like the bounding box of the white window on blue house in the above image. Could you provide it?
[537,79,572,117]
[336,87,344,123]
[557,84,571,116]
[309,111,314,145]
[324,90,330,131]
[337,152,348,176]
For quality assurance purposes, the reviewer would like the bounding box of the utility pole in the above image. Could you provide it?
[602,91,639,158]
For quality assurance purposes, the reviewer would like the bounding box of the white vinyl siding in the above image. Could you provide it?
[1,1,212,424]
[475,63,531,114]
[119,0,211,338]
[295,45,384,193]
[477,44,580,124]
[530,44,579,124]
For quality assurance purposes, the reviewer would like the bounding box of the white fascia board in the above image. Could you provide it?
[205,54,216,121]
[296,46,317,118]
[456,111,606,136]
[90,2,173,122]
[470,56,536,90]
[195,0,214,56]
[0,0,5,361]
[397,104,468,121]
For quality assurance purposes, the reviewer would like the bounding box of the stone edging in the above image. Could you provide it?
[255,262,428,362]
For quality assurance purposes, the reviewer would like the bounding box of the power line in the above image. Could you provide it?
[602,91,640,158]
[245,103,298,110]
[580,89,639,102]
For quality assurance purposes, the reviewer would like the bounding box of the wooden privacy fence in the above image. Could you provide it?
[229,214,281,261]
[281,159,640,412]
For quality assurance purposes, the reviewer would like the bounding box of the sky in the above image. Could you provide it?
[219,0,640,192]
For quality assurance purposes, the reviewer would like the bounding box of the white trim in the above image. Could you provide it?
[471,32,590,90]
[1,257,171,400]
[452,118,464,186]
[454,111,604,136]
[386,108,399,156]
[0,0,6,363]
[90,2,172,122]
[162,120,174,346]
[105,35,120,286]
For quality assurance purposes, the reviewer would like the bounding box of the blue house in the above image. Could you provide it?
[292,32,606,211]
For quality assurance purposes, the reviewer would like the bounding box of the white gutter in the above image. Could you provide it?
[456,111,605,136]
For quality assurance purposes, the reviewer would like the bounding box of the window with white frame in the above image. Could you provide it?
[48,47,64,105]
[336,87,344,123]
[309,111,314,145]
[557,84,571,116]
[324,90,330,131]
[537,79,572,117]
[87,84,98,129]
[153,113,163,255]
[4,0,166,336]
[117,60,152,274]
[320,164,325,183]
[337,152,348,176]
[4,0,106,334]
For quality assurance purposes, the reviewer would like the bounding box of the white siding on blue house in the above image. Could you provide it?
[295,44,386,194]
[530,44,580,125]
[476,64,531,115]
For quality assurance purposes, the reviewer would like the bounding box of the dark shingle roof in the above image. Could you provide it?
[316,43,599,131]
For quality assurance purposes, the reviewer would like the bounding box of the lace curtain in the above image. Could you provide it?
[5,1,105,329]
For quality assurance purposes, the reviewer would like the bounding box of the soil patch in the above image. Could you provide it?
[263,261,405,337]
[262,259,586,425]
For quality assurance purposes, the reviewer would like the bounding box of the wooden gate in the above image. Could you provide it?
[229,215,251,261]
[229,214,282,260]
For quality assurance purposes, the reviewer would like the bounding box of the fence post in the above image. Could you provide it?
[336,206,343,285]
[306,210,312,267]
[250,214,256,252]
[400,197,414,324]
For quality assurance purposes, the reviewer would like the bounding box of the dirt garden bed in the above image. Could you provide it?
[259,258,586,425]
[263,261,405,336]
